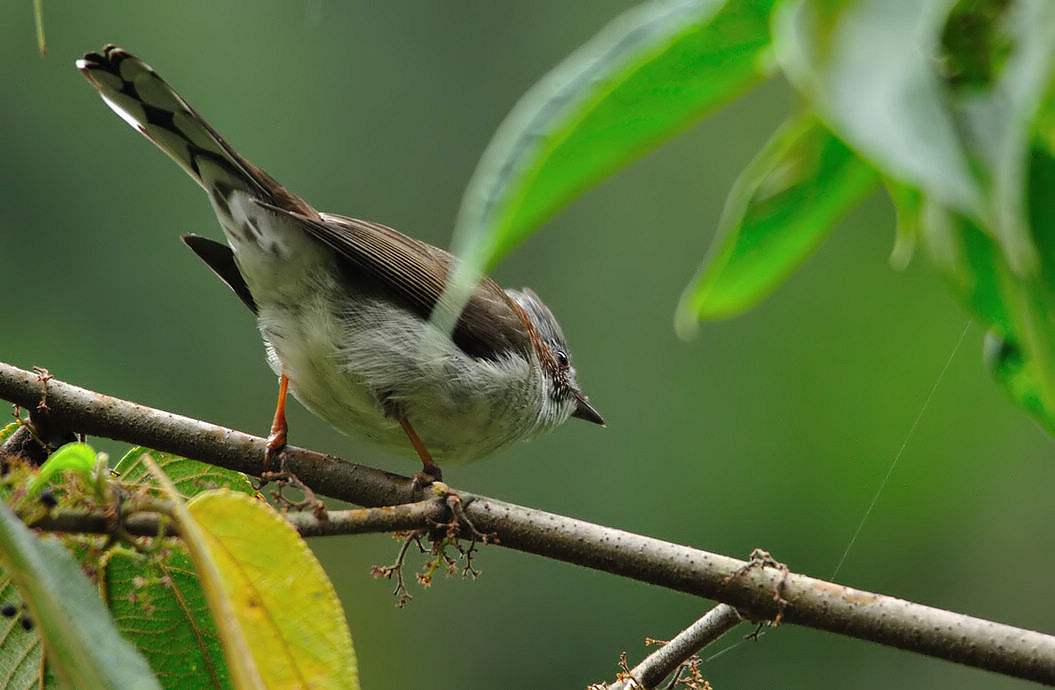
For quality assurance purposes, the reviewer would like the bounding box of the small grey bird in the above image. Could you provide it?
[76,45,603,480]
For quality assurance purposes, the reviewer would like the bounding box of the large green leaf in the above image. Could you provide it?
[102,548,231,690]
[773,0,980,218]
[0,502,160,690]
[448,0,776,288]
[774,0,1055,274]
[113,447,254,499]
[675,113,875,332]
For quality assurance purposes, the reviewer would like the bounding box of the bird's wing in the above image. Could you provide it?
[257,203,534,360]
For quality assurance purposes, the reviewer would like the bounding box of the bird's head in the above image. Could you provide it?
[506,288,605,428]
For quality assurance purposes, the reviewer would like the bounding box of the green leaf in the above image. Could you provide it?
[449,0,777,275]
[773,0,982,224]
[0,502,160,689]
[883,179,922,271]
[984,329,1053,431]
[774,0,1055,274]
[114,448,254,499]
[0,569,43,690]
[102,547,231,690]
[921,183,1055,432]
[186,491,360,690]
[27,442,97,498]
[33,0,46,57]
[940,0,1055,274]
[675,113,875,332]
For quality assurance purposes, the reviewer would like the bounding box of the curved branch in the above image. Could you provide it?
[1,361,1053,685]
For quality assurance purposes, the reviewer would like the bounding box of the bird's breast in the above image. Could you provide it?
[256,292,554,463]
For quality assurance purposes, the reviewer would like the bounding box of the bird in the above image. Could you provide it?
[75,45,603,481]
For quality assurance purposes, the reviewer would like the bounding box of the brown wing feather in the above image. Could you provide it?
[255,202,533,359]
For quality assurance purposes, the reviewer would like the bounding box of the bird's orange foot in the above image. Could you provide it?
[263,427,287,474]
[262,373,290,474]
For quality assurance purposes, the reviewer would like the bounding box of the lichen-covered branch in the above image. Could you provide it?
[1,361,1053,685]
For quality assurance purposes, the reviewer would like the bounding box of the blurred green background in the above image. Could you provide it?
[2,2,1052,688]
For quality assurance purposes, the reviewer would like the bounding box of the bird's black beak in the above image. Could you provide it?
[572,394,606,427]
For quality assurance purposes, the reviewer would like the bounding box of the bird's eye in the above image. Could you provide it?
[554,349,569,367]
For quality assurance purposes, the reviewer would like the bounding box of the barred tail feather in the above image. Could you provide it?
[77,46,264,195]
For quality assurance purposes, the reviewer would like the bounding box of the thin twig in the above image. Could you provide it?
[31,500,446,539]
[607,605,741,689]
[1,362,1054,685]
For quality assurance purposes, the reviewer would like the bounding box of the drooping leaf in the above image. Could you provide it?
[0,502,160,689]
[939,0,1055,274]
[774,0,1055,274]
[27,442,97,498]
[773,0,983,225]
[883,178,922,271]
[102,547,231,690]
[674,113,875,332]
[114,447,254,499]
[186,490,359,690]
[921,189,1055,432]
[448,0,777,285]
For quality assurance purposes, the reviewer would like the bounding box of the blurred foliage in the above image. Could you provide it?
[456,0,1055,433]
[675,112,875,328]
[5,0,1055,688]
[450,0,776,271]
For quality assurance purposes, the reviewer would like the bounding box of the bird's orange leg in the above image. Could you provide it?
[264,373,289,472]
[398,417,442,482]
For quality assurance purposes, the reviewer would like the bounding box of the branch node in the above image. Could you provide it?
[723,548,789,626]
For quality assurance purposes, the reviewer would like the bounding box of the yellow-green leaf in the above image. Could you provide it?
[0,423,18,444]
[27,443,97,498]
[186,490,359,690]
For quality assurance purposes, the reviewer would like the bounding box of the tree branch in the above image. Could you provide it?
[607,605,742,689]
[31,500,446,539]
[2,361,1053,685]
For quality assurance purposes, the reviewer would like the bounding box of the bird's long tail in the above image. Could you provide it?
[76,45,311,215]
